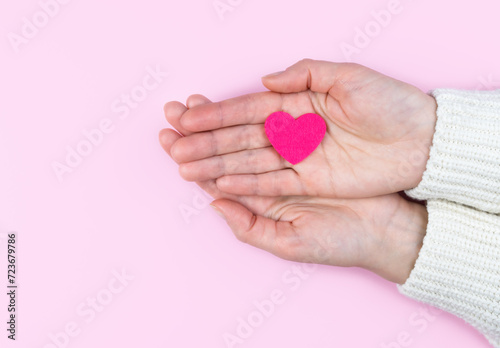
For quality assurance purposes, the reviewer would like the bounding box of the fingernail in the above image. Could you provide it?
[210,204,226,220]
[262,71,284,78]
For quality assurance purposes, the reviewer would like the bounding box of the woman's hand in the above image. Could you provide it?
[159,94,428,284]
[164,59,437,198]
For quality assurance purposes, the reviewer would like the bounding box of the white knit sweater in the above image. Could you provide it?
[399,89,500,347]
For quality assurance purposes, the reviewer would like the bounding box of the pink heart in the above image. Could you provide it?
[265,111,326,165]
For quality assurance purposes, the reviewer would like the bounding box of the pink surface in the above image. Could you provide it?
[265,112,326,165]
[1,0,499,347]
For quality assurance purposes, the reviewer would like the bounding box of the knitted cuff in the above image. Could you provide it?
[406,89,500,214]
[398,200,500,347]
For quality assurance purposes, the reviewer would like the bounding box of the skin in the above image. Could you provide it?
[166,59,437,198]
[158,62,433,283]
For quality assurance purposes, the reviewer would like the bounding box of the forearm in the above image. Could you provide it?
[397,88,500,347]
[408,89,500,213]
[398,200,500,347]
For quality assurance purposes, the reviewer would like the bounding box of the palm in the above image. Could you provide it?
[307,64,437,197]
[197,179,411,270]
[171,61,436,198]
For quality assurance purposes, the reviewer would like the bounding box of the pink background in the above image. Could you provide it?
[1,0,499,347]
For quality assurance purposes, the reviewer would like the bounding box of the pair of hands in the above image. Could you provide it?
[159,59,436,284]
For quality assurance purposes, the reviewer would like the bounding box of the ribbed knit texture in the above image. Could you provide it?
[401,89,500,347]
[398,200,500,347]
[406,89,500,214]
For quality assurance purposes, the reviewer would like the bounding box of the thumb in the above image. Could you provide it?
[210,199,296,261]
[261,58,345,94]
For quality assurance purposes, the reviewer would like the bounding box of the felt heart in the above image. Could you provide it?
[265,111,326,165]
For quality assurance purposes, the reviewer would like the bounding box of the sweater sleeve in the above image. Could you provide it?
[405,89,500,213]
[398,200,500,347]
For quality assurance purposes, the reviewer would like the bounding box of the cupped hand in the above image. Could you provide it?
[209,192,427,285]
[159,96,427,284]
[165,59,437,198]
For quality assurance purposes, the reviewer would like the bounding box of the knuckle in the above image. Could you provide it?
[216,156,228,176]
[209,131,218,156]
[299,58,314,65]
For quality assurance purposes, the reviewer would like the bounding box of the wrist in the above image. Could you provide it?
[407,94,438,190]
[367,199,428,284]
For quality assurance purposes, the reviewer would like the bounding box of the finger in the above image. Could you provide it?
[178,147,290,182]
[211,199,300,261]
[262,59,355,94]
[163,101,192,136]
[198,179,278,216]
[179,92,283,132]
[216,170,306,196]
[170,124,270,163]
[186,94,212,109]
[159,128,182,158]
